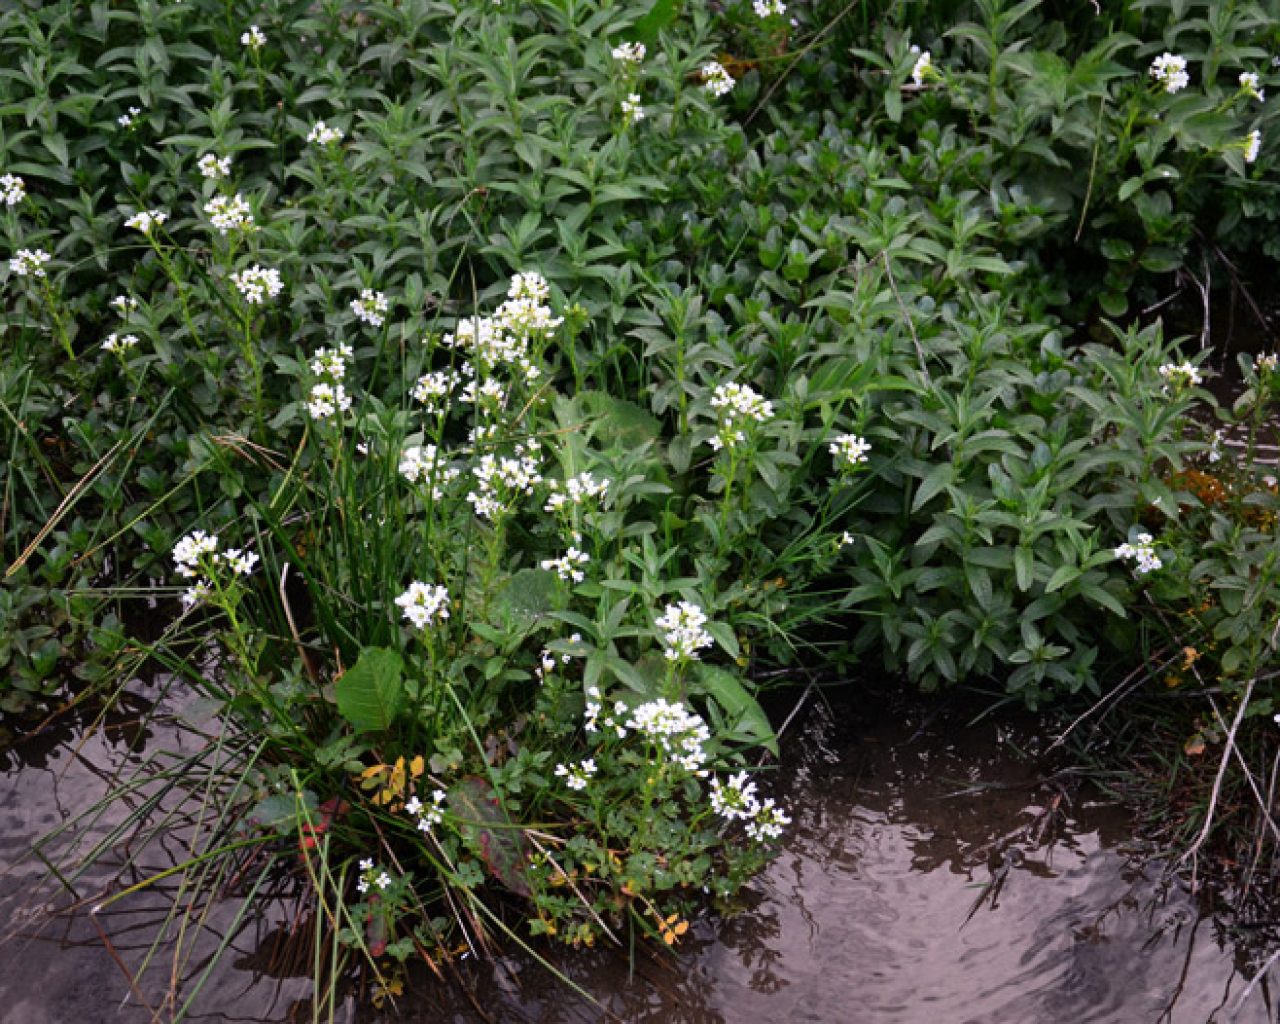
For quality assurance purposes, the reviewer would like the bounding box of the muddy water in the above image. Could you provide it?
[1,692,1275,1023]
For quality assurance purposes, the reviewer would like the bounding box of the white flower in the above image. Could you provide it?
[621,93,645,125]
[117,106,141,128]
[241,25,266,50]
[181,581,211,609]
[102,332,139,354]
[230,264,283,304]
[545,472,608,512]
[220,547,259,576]
[411,368,460,414]
[1244,129,1262,164]
[198,153,232,179]
[554,759,597,791]
[702,61,735,97]
[1240,71,1265,102]
[111,294,139,317]
[124,209,168,234]
[830,433,870,469]
[310,342,354,381]
[709,381,774,450]
[395,581,450,630]
[359,857,374,871]
[710,770,760,821]
[350,288,389,327]
[626,698,712,775]
[306,382,352,420]
[0,173,26,206]
[1149,52,1189,94]
[744,797,790,841]
[406,789,447,832]
[839,530,856,548]
[9,248,51,278]
[1254,351,1278,374]
[399,444,459,498]
[611,41,646,63]
[508,271,551,303]
[1115,532,1163,575]
[655,601,714,662]
[202,193,255,235]
[173,530,219,578]
[911,49,933,87]
[753,0,786,16]
[307,120,345,146]
[541,547,590,583]
[1157,361,1203,391]
[466,445,543,520]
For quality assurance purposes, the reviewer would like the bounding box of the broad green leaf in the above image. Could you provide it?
[335,647,405,733]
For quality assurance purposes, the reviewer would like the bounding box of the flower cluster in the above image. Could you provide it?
[399,444,459,498]
[241,25,266,50]
[405,790,447,833]
[709,381,774,450]
[395,581,451,630]
[621,94,645,126]
[9,248,50,278]
[1115,532,1162,575]
[1244,129,1262,164]
[655,601,714,661]
[554,758,597,791]
[709,772,790,841]
[118,105,141,129]
[1255,351,1278,375]
[306,382,352,420]
[203,193,255,235]
[466,442,543,520]
[125,209,167,234]
[753,0,786,16]
[0,173,26,206]
[172,530,259,608]
[1149,52,1189,94]
[541,547,590,584]
[408,368,459,414]
[198,153,231,179]
[611,41,645,63]
[1240,71,1265,102]
[356,858,393,895]
[1157,360,1203,391]
[230,264,283,305]
[111,295,139,316]
[310,342,353,381]
[441,272,560,384]
[910,48,933,87]
[102,332,139,354]
[702,61,735,97]
[350,288,389,327]
[307,121,345,146]
[830,433,871,470]
[545,472,608,512]
[626,698,712,774]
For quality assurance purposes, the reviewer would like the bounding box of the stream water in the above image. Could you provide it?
[1,690,1275,1023]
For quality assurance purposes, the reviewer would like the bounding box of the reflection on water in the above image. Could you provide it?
[1,692,1275,1023]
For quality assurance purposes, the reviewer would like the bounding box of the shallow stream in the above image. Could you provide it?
[1,692,1274,1023]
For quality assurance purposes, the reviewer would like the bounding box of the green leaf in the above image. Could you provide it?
[695,665,778,756]
[496,568,558,624]
[630,0,677,46]
[245,791,318,835]
[335,647,405,733]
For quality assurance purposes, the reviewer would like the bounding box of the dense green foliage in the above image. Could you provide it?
[4,0,1280,1011]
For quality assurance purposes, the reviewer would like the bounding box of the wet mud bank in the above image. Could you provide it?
[0,690,1274,1023]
